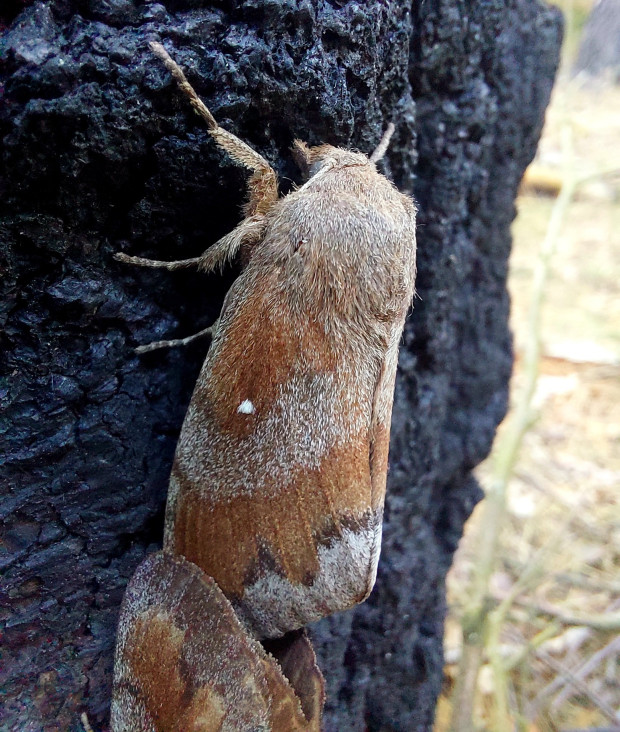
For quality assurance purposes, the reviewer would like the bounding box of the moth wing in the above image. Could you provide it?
[263,630,325,732]
[168,268,375,605]
[111,552,320,731]
[369,320,404,511]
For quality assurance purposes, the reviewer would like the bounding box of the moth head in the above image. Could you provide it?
[292,140,370,180]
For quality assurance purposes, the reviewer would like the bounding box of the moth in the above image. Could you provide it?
[111,551,325,731]
[117,42,417,640]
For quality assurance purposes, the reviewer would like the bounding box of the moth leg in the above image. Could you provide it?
[135,322,217,355]
[150,42,279,217]
[121,215,264,354]
[196,215,265,272]
[113,252,202,270]
[115,213,265,275]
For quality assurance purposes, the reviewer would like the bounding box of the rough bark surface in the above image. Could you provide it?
[0,2,561,731]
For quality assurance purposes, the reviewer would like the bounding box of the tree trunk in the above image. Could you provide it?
[0,2,562,731]
[574,0,620,81]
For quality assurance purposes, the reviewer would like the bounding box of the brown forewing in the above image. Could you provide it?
[168,269,378,601]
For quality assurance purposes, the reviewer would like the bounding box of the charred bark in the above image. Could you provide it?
[0,2,561,730]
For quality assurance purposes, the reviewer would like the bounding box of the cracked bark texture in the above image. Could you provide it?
[0,2,561,731]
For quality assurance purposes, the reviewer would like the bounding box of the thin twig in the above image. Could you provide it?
[508,598,620,632]
[533,603,620,709]
[533,649,619,725]
[502,621,562,672]
[551,636,620,711]
[80,713,94,732]
[552,572,620,595]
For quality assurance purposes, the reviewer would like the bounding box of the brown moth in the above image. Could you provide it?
[117,42,417,640]
[111,551,325,731]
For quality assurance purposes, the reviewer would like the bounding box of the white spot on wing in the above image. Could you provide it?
[237,399,255,415]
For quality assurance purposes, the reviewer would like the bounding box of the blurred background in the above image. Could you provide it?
[434,1,620,731]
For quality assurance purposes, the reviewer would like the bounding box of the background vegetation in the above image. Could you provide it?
[434,2,620,730]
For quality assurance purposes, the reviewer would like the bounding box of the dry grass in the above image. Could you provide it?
[435,7,620,731]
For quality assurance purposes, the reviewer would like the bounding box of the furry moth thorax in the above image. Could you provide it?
[118,43,417,642]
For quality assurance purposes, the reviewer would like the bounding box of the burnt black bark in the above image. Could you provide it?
[0,2,561,731]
